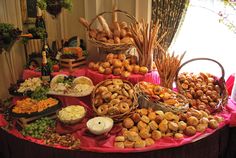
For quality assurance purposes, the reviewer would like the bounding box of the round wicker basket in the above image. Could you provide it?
[87,9,137,51]
[134,82,189,114]
[175,58,228,113]
[92,79,138,122]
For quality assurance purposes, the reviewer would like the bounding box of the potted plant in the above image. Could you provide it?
[37,0,72,17]
[0,23,21,53]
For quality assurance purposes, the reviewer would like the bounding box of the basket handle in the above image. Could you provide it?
[88,9,137,30]
[175,58,225,81]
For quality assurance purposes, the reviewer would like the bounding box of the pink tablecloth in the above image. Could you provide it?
[22,68,160,85]
[1,95,235,153]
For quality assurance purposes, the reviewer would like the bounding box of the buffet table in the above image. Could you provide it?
[1,69,236,158]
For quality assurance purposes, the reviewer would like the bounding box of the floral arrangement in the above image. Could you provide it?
[37,0,72,17]
[0,23,21,53]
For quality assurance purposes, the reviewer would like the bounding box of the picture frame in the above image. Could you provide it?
[20,0,37,24]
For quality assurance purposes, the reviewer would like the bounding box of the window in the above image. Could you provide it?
[170,0,236,78]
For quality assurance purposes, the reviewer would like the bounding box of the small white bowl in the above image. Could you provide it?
[86,117,114,135]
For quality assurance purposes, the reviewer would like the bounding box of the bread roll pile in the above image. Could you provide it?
[79,16,133,44]
[88,53,148,77]
[138,81,188,107]
[178,72,222,113]
[114,108,223,148]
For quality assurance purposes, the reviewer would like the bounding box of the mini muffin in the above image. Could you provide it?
[187,116,199,126]
[178,121,187,131]
[184,126,196,136]
[123,118,134,129]
[132,113,141,123]
[208,119,219,129]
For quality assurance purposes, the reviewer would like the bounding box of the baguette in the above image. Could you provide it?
[98,16,113,39]
[79,17,89,29]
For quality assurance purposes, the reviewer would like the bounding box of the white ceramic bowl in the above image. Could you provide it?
[86,117,114,135]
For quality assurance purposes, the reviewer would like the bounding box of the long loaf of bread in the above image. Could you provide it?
[98,16,113,39]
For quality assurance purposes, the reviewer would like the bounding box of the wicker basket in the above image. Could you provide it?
[92,79,138,122]
[175,58,228,113]
[87,9,137,51]
[134,82,189,114]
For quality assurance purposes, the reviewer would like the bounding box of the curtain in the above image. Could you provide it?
[152,0,188,50]
[0,0,25,100]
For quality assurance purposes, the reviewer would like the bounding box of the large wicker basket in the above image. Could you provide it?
[134,82,189,114]
[175,58,228,113]
[92,79,138,122]
[87,9,137,51]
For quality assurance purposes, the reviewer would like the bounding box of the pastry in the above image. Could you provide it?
[148,112,157,121]
[139,66,148,75]
[114,142,125,148]
[123,118,134,129]
[151,130,162,140]
[145,138,155,146]
[97,104,109,115]
[139,108,148,116]
[174,133,184,139]
[159,119,168,133]
[196,123,207,132]
[149,120,158,131]
[208,119,219,129]
[127,131,140,142]
[133,65,140,74]
[115,136,125,142]
[88,62,95,69]
[129,126,139,133]
[132,113,141,123]
[124,140,135,148]
[178,121,187,131]
[141,115,150,124]
[155,111,165,120]
[168,122,179,131]
[134,139,146,148]
[187,116,199,126]
[119,102,130,113]
[137,121,147,130]
[199,117,209,125]
[113,68,122,76]
[184,126,196,136]
[139,128,151,139]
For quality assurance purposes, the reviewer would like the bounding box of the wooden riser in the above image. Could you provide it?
[16,110,58,129]
[60,56,87,72]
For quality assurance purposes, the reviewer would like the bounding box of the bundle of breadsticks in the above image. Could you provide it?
[155,51,186,89]
[129,20,167,70]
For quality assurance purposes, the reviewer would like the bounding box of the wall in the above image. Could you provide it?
[0,0,151,99]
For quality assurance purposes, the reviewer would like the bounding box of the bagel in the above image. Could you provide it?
[112,79,123,86]
[119,102,130,113]
[97,104,109,115]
